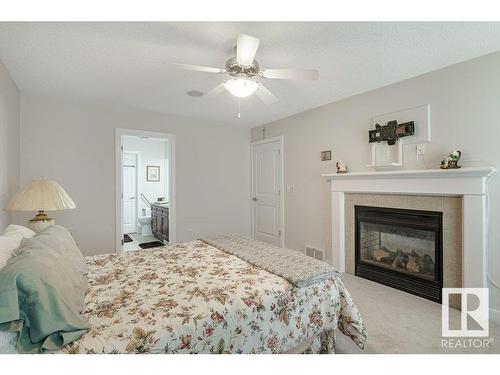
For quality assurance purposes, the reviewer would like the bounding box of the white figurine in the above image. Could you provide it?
[336,161,348,174]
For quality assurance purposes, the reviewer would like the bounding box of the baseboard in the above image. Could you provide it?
[490,307,500,325]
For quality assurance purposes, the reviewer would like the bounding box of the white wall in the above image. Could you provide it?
[251,51,500,313]
[0,59,20,229]
[18,94,251,255]
[122,136,169,213]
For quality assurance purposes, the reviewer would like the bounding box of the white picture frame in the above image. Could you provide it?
[146,165,160,182]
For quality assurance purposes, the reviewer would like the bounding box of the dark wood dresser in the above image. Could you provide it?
[151,203,169,242]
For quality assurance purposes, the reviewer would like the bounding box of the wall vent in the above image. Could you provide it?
[305,246,324,261]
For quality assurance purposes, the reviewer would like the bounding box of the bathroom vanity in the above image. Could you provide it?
[151,203,169,243]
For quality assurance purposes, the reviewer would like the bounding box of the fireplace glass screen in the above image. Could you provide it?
[355,205,442,303]
[359,222,436,281]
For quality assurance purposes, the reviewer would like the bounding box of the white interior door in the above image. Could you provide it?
[122,152,137,234]
[252,138,283,247]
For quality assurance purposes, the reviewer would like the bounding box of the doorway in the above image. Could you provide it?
[251,136,284,247]
[115,129,176,252]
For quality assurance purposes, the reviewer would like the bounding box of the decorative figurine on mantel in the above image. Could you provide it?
[336,161,348,174]
[440,150,462,169]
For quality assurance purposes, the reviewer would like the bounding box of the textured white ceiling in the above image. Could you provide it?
[1,22,500,127]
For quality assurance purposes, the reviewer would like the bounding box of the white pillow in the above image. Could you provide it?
[0,235,21,269]
[2,224,36,242]
[0,331,18,354]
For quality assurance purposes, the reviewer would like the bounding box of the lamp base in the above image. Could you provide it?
[28,211,55,233]
[29,210,53,222]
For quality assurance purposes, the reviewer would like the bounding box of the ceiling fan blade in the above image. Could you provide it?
[255,84,278,105]
[236,34,260,66]
[171,63,224,74]
[262,68,319,80]
[205,82,227,98]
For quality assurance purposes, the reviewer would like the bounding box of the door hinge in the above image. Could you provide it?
[121,145,123,151]
[278,189,281,196]
[278,230,282,237]
[121,239,124,245]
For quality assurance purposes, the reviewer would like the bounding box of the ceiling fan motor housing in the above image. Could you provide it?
[225,57,260,78]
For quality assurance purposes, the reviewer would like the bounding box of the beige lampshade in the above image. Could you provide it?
[6,177,76,212]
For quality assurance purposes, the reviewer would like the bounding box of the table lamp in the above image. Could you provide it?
[6,177,76,232]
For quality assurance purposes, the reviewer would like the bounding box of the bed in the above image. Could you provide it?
[0,227,366,354]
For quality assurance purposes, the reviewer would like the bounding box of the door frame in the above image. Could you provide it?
[115,128,176,252]
[122,151,140,234]
[250,135,285,248]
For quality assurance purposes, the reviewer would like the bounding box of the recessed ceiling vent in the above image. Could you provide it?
[187,90,204,97]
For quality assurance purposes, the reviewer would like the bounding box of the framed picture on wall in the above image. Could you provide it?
[321,150,332,161]
[146,165,160,182]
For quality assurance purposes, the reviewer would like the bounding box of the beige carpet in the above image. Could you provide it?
[335,274,500,354]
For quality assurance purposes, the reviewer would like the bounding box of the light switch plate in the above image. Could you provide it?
[416,143,426,155]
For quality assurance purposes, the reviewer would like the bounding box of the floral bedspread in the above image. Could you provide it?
[61,240,366,354]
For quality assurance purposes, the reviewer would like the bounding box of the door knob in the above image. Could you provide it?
[252,197,257,201]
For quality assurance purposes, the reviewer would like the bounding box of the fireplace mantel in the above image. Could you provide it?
[322,167,496,196]
[322,166,497,289]
[323,167,496,179]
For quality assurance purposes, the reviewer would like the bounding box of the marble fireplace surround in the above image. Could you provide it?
[322,167,497,291]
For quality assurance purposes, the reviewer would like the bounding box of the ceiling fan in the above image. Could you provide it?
[171,34,319,105]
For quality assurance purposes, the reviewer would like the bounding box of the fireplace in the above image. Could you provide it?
[355,205,443,303]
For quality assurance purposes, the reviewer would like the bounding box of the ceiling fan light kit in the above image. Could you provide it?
[224,78,259,98]
[173,33,318,112]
